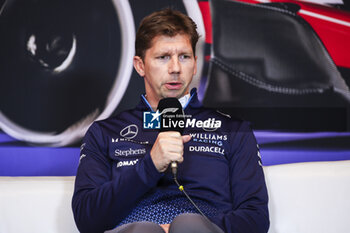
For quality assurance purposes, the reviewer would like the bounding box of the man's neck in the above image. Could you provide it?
[145,94,191,111]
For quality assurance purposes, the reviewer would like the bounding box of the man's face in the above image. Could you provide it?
[133,34,197,108]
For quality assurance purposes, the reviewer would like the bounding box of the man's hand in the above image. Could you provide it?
[160,224,170,233]
[151,132,191,172]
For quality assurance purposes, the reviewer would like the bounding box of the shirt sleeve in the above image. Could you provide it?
[72,122,163,233]
[209,121,270,233]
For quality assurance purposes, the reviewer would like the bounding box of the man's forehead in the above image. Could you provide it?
[148,34,193,52]
[154,46,193,55]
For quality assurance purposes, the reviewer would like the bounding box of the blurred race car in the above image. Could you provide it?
[200,0,350,131]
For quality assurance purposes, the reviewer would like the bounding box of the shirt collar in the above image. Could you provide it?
[139,88,201,111]
[178,94,190,108]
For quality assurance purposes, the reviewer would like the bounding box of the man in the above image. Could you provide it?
[72,9,269,233]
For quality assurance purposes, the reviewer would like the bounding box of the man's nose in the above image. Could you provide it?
[169,57,181,74]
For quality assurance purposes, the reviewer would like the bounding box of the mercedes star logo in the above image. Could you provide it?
[120,124,138,139]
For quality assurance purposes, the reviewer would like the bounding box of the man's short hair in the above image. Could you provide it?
[135,8,199,59]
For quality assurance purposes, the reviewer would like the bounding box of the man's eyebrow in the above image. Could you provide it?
[155,49,193,55]
[155,51,172,55]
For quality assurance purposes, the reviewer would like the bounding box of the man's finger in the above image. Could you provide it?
[182,135,192,143]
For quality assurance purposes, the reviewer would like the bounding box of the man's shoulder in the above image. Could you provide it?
[196,106,247,124]
[190,106,253,135]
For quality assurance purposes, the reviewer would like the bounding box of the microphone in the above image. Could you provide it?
[157,98,184,177]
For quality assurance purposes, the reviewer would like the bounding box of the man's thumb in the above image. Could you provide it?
[182,135,192,143]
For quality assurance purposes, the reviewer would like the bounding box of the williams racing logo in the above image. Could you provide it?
[143,108,221,131]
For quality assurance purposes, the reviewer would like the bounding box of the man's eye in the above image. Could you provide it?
[179,55,191,60]
[157,55,170,60]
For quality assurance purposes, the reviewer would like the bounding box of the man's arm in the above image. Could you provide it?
[72,124,191,233]
[209,122,270,233]
[72,123,163,233]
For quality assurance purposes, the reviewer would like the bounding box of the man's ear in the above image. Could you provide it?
[133,56,145,77]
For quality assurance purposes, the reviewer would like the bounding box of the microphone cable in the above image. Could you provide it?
[172,173,219,231]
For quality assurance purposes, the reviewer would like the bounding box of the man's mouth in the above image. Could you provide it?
[165,82,183,90]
